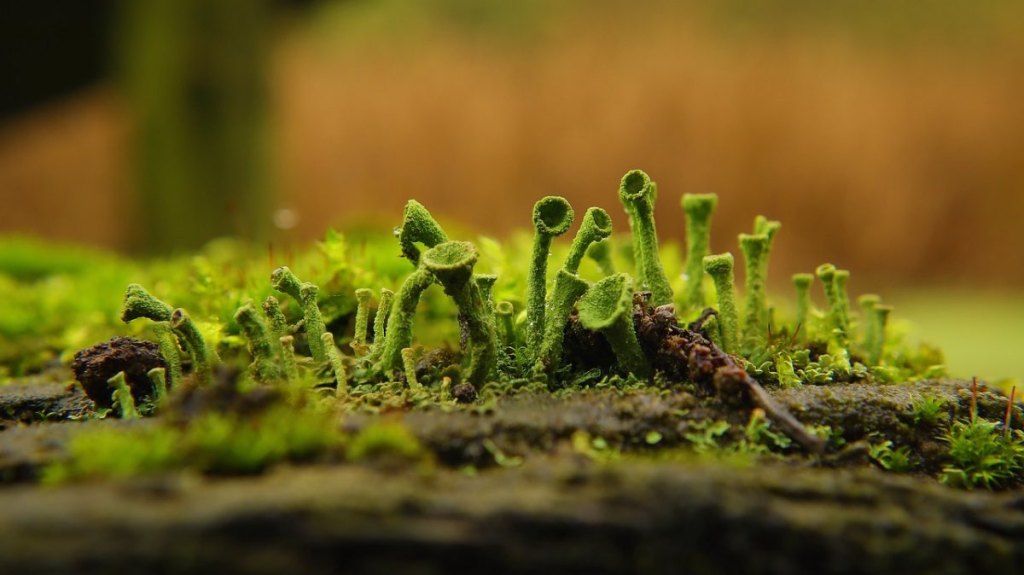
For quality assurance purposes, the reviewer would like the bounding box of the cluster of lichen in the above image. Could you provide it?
[95,168,955,414]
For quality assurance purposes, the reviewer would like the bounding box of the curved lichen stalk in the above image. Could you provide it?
[366,288,394,362]
[525,196,574,357]
[563,207,613,275]
[577,273,650,378]
[422,241,498,385]
[618,170,672,307]
[397,200,448,266]
[234,301,282,382]
[169,308,217,384]
[534,270,589,375]
[271,266,328,364]
[377,267,434,374]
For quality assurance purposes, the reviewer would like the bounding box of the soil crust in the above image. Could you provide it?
[0,377,1021,573]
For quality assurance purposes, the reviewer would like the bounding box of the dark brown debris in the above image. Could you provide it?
[70,337,166,409]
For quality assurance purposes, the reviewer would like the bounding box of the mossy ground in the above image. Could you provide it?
[1,217,1022,572]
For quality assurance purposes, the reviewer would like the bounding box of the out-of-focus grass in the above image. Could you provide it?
[890,290,1024,385]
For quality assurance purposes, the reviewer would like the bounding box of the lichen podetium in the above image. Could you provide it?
[618,170,673,307]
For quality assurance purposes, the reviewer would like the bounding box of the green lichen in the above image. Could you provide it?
[792,273,814,341]
[739,233,769,345]
[534,270,589,375]
[234,301,281,382]
[108,371,139,419]
[353,288,374,351]
[681,193,717,312]
[618,170,673,306]
[526,196,574,355]
[271,266,328,364]
[422,241,497,385]
[576,273,650,378]
[397,200,449,266]
[563,207,613,275]
[703,253,739,354]
[367,288,394,362]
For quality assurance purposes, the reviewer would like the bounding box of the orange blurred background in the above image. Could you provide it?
[1,0,1022,296]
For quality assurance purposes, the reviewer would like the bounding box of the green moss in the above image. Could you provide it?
[346,421,425,463]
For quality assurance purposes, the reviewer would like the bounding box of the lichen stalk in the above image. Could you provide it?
[262,295,289,342]
[272,267,328,363]
[121,284,172,323]
[169,308,216,384]
[534,270,589,374]
[147,367,167,405]
[234,301,280,381]
[739,233,770,343]
[401,348,421,391]
[353,288,373,351]
[495,301,517,347]
[322,332,347,396]
[703,253,740,354]
[563,207,613,275]
[833,269,852,336]
[857,294,881,356]
[525,196,574,356]
[422,241,498,385]
[586,240,615,276]
[753,215,782,282]
[108,371,139,419]
[378,267,435,373]
[792,273,814,340]
[868,304,893,366]
[151,322,182,391]
[397,199,448,266]
[618,170,673,306]
[279,335,299,380]
[367,288,394,362]
[576,273,651,378]
[681,193,718,311]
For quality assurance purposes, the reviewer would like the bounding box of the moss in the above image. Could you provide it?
[346,421,425,463]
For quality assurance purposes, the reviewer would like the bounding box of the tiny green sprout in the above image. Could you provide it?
[272,267,328,363]
[353,288,374,351]
[422,241,498,385]
[234,301,280,381]
[868,304,893,366]
[775,352,801,388]
[397,199,449,266]
[151,322,182,391]
[791,273,814,339]
[618,169,673,306]
[526,196,575,354]
[279,335,299,380]
[586,239,616,276]
[534,270,590,375]
[121,283,172,323]
[401,347,422,391]
[576,273,650,378]
[703,253,740,353]
[262,295,289,341]
[108,371,139,419]
[563,207,613,275]
[170,308,217,383]
[739,233,770,343]
[681,193,718,311]
[378,266,434,374]
[147,367,167,405]
[857,294,881,355]
[495,301,517,347]
[367,288,394,362]
[322,332,347,396]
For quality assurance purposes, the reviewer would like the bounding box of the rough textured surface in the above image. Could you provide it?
[0,377,1021,573]
[0,460,1021,574]
[0,377,93,425]
[70,336,165,408]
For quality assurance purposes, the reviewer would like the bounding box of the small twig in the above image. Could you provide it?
[738,372,826,454]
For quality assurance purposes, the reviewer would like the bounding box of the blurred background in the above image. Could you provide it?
[0,0,1021,380]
